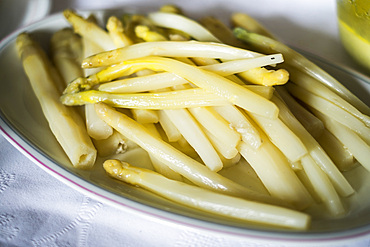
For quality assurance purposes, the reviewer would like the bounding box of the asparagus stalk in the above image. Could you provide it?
[98,55,283,93]
[287,66,370,127]
[63,9,116,51]
[231,12,276,39]
[316,129,355,172]
[50,28,84,84]
[213,105,263,149]
[163,107,224,172]
[81,40,263,68]
[238,139,313,210]
[272,95,354,197]
[233,27,370,115]
[313,109,370,172]
[82,35,114,140]
[16,33,96,169]
[104,159,310,230]
[106,15,133,47]
[61,88,230,109]
[143,123,184,181]
[94,102,287,206]
[148,12,221,42]
[300,155,345,216]
[248,111,308,163]
[76,56,280,119]
[286,83,370,144]
[149,11,289,87]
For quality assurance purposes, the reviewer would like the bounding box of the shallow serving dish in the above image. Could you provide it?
[0,5,370,244]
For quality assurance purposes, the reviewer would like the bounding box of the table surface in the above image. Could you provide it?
[1,0,369,246]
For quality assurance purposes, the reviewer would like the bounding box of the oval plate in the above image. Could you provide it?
[0,10,370,243]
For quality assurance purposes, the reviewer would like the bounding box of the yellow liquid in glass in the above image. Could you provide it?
[337,0,370,70]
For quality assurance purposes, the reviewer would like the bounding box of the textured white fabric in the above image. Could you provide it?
[0,0,369,246]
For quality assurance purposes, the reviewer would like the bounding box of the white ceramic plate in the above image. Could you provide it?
[0,8,370,244]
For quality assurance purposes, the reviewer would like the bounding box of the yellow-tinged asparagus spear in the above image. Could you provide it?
[16,33,97,169]
[104,159,310,230]
[135,25,167,42]
[234,27,370,115]
[67,53,283,94]
[106,16,133,47]
[97,55,283,93]
[61,88,230,109]
[94,102,288,206]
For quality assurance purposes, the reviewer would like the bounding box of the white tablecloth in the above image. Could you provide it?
[1,0,369,246]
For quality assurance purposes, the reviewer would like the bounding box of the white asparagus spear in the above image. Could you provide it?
[16,33,96,169]
[94,102,287,206]
[287,83,370,144]
[316,129,355,172]
[313,109,370,172]
[162,108,224,172]
[82,36,114,140]
[104,159,310,230]
[143,123,184,181]
[50,28,84,85]
[238,140,313,210]
[213,105,262,149]
[272,95,354,197]
[63,9,116,51]
[81,41,263,68]
[98,55,282,93]
[233,27,370,115]
[300,155,345,216]
[287,65,370,128]
[248,111,308,163]
[148,11,289,86]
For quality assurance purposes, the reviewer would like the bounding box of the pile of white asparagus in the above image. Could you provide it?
[16,5,370,231]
